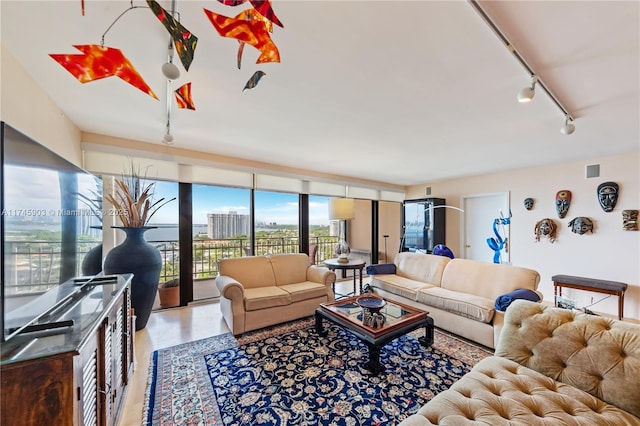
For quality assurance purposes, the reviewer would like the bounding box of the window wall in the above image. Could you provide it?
[308,195,335,265]
[254,190,299,255]
[191,184,251,301]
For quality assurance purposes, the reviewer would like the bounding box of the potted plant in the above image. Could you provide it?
[158,278,180,308]
[103,163,176,330]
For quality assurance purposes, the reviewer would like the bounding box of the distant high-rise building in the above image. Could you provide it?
[207,211,250,238]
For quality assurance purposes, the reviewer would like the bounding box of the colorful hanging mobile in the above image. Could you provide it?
[203,9,280,64]
[216,0,284,28]
[174,83,195,109]
[243,70,266,91]
[146,0,198,71]
[234,8,274,69]
[49,45,158,99]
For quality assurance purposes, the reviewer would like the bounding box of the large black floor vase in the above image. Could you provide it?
[103,227,161,330]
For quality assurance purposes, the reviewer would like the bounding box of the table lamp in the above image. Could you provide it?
[329,198,355,263]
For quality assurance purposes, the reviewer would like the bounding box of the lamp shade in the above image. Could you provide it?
[328,198,355,220]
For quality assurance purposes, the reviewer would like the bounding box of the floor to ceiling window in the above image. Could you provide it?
[191,184,252,301]
[308,195,338,265]
[142,180,180,310]
[254,190,299,255]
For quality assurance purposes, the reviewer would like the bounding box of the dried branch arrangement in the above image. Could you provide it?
[105,163,175,227]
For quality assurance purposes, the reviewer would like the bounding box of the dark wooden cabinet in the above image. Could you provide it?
[401,198,446,253]
[1,275,133,426]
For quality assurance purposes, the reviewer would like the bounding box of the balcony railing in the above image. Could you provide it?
[4,236,339,295]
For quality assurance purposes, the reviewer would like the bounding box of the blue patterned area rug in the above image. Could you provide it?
[143,317,492,425]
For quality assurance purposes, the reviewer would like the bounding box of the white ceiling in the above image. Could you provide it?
[1,1,638,187]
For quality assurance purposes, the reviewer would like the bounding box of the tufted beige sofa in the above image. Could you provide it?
[216,253,336,335]
[368,252,541,348]
[400,300,640,425]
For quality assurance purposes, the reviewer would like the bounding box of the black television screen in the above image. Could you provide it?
[1,122,102,341]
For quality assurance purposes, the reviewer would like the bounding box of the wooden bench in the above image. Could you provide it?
[552,274,627,320]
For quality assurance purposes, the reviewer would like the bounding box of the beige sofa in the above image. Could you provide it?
[367,252,541,348]
[400,300,640,425]
[216,253,336,335]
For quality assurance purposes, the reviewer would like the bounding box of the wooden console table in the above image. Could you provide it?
[552,274,627,320]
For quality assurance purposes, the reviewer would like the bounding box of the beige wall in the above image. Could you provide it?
[407,151,640,320]
[0,44,82,164]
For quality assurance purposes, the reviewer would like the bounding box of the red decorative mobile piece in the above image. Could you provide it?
[174,83,195,110]
[49,45,158,99]
[216,0,284,28]
[146,0,198,71]
[235,8,273,69]
[203,9,280,64]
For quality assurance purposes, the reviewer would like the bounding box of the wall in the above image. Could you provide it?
[0,44,81,164]
[406,152,640,320]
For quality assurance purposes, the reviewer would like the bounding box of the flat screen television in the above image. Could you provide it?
[1,122,102,341]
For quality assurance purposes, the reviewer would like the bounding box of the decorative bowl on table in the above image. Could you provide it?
[356,295,386,313]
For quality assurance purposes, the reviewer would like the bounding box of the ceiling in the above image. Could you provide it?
[1,1,638,187]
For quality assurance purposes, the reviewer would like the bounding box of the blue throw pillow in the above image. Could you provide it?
[494,288,540,311]
[366,263,396,275]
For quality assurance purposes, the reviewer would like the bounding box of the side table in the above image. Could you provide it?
[324,258,366,298]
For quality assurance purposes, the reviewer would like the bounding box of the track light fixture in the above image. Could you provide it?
[469,1,576,135]
[517,75,537,103]
[560,115,576,135]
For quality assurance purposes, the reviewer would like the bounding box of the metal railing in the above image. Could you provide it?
[4,237,339,294]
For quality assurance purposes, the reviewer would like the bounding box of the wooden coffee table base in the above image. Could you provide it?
[315,309,434,375]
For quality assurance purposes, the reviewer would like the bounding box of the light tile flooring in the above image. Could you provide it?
[118,280,359,426]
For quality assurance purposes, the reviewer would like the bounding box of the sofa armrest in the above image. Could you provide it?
[307,265,336,287]
[216,275,245,301]
[366,263,396,275]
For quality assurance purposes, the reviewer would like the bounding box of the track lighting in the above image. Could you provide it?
[517,75,537,103]
[560,115,576,135]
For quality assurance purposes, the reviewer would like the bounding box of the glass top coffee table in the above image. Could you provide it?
[315,295,434,375]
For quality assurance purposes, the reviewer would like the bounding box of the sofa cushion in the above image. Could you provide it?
[394,252,450,284]
[244,286,291,311]
[440,258,540,300]
[219,256,277,289]
[497,300,640,418]
[405,355,640,425]
[278,281,327,303]
[268,253,310,285]
[370,275,436,301]
[416,287,495,323]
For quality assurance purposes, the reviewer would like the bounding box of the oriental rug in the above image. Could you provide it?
[143,317,492,425]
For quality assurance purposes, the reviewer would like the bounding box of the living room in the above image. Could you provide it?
[1,1,639,425]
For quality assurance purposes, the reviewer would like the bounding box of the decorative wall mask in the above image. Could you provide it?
[523,198,534,210]
[568,217,594,235]
[598,182,619,212]
[49,45,158,99]
[555,190,572,218]
[534,218,558,243]
[623,210,638,231]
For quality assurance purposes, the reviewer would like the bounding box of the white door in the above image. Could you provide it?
[462,192,510,263]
